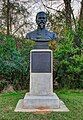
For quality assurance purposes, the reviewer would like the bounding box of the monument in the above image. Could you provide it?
[15,11,69,112]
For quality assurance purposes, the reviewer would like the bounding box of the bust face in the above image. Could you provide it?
[36,12,47,29]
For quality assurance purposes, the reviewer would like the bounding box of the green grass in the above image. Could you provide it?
[0,89,83,120]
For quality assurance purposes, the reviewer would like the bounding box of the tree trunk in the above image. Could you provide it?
[63,0,72,28]
[79,0,83,27]
[7,0,10,35]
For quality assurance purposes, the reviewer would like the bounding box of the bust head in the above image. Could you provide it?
[26,11,57,47]
[36,11,47,29]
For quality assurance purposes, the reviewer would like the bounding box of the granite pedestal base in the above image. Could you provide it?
[15,93,69,112]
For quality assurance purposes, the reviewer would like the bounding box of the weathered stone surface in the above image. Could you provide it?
[23,93,59,109]
[30,73,53,95]
[15,93,69,112]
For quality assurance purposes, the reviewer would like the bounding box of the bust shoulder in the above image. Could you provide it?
[26,29,57,41]
[26,30,37,39]
[45,29,57,40]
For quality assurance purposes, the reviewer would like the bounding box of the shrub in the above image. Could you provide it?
[0,33,35,90]
[53,28,83,89]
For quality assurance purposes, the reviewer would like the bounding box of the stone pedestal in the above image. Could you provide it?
[15,49,69,112]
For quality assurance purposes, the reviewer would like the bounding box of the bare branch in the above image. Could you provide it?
[12,22,27,35]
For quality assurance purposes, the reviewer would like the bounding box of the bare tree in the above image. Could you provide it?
[79,0,83,27]
[63,0,72,28]
[7,0,10,35]
[0,0,30,36]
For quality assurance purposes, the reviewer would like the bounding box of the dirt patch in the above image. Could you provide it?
[33,107,51,114]
[2,84,14,93]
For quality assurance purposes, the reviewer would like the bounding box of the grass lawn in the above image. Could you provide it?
[0,89,83,120]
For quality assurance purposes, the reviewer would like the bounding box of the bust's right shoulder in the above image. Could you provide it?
[26,30,37,39]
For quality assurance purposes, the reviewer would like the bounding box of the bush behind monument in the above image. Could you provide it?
[0,28,83,91]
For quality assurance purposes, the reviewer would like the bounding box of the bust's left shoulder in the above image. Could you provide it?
[46,29,57,40]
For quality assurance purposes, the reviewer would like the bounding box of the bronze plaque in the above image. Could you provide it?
[31,51,51,73]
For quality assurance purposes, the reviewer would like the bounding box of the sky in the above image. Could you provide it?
[9,0,81,35]
[14,0,81,25]
[24,0,81,24]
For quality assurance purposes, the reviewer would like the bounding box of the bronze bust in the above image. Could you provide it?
[26,11,57,49]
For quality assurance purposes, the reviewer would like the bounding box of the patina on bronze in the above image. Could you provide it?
[26,11,57,49]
